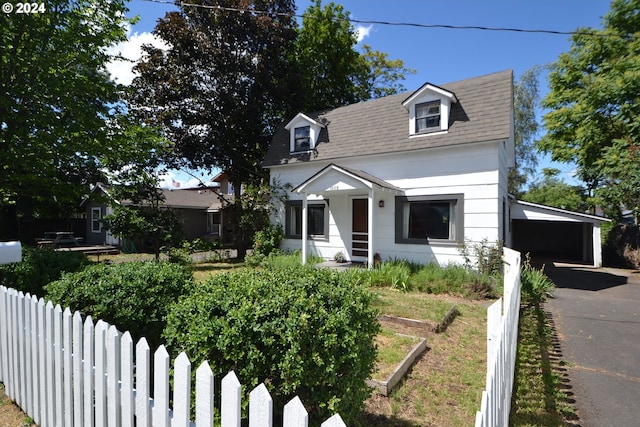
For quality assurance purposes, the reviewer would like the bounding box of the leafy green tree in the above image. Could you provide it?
[361,44,415,99]
[521,168,588,213]
[128,0,299,192]
[127,0,299,257]
[510,67,542,195]
[294,0,413,112]
[538,0,640,215]
[0,0,131,237]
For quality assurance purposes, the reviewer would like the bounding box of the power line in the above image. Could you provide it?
[137,0,633,39]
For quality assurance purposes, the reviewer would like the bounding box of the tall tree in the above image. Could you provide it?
[510,67,541,196]
[294,0,413,112]
[538,0,640,216]
[128,0,299,192]
[128,0,298,258]
[0,0,131,237]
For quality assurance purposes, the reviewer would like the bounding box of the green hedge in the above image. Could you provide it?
[45,261,193,350]
[0,246,89,297]
[163,266,380,425]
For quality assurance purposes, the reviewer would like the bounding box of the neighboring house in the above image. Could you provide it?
[263,70,608,267]
[81,180,233,246]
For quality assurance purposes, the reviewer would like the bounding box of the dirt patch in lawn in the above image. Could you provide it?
[364,298,488,427]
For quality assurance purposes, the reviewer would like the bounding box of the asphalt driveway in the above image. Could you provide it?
[542,261,640,427]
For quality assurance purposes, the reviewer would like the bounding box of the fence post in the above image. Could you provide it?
[135,338,151,427]
[173,352,192,427]
[0,288,7,387]
[29,294,39,423]
[73,311,84,426]
[221,371,241,427]
[45,301,55,427]
[63,307,73,427]
[107,326,121,426]
[320,414,346,427]
[36,298,46,426]
[195,361,214,426]
[249,383,273,427]
[153,345,171,427]
[83,316,95,427]
[121,332,134,427]
[94,320,108,427]
[283,396,308,427]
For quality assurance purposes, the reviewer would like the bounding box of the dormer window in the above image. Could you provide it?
[285,113,324,154]
[403,82,457,137]
[415,101,441,132]
[294,126,311,151]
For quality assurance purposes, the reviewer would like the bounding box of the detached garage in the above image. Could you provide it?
[510,200,610,267]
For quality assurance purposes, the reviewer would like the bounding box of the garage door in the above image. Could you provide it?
[512,219,592,263]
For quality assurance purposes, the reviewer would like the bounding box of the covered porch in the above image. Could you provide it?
[293,164,402,267]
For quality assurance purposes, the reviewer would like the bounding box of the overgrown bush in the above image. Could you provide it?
[45,261,193,350]
[0,246,90,297]
[459,238,504,277]
[348,258,498,298]
[252,223,283,256]
[412,262,498,298]
[603,224,640,268]
[163,266,380,425]
[245,223,284,267]
[520,254,555,305]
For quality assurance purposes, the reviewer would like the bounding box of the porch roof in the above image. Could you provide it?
[293,163,402,195]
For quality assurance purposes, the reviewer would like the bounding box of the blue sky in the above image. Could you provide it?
[115,0,613,188]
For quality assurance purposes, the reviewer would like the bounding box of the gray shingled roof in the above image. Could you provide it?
[263,70,513,167]
[161,188,224,210]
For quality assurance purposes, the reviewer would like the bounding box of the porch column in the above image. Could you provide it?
[368,189,374,268]
[301,196,308,265]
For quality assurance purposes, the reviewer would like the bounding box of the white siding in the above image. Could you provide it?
[270,141,507,266]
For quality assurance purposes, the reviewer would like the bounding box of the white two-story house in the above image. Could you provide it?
[263,70,607,267]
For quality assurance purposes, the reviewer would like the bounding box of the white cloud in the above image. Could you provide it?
[355,24,373,43]
[106,25,169,85]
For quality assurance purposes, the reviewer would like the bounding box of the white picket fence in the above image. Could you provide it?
[475,247,522,427]
[0,286,346,427]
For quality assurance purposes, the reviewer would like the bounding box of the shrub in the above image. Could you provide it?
[45,261,193,350]
[520,254,555,305]
[0,246,90,297]
[245,224,284,267]
[252,223,283,257]
[459,238,504,277]
[163,266,380,425]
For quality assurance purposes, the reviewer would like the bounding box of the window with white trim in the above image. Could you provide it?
[91,207,102,233]
[415,100,441,133]
[395,195,463,244]
[285,200,328,240]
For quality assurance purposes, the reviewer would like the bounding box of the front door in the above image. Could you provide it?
[352,198,368,259]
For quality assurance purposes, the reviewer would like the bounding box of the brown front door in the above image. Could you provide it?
[352,198,368,258]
